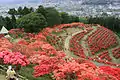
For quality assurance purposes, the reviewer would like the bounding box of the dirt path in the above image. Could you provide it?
[64,26,98,58]
[80,26,98,57]
[64,30,83,58]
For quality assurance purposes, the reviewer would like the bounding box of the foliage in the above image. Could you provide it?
[17,12,47,32]
[36,5,46,18]
[5,17,13,30]
[69,15,80,23]
[60,12,70,24]
[79,17,88,23]
[0,16,6,28]
[45,7,61,27]
[11,15,16,28]
[88,16,120,32]
[8,8,17,15]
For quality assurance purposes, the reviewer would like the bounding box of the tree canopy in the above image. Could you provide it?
[17,12,47,33]
[45,7,61,27]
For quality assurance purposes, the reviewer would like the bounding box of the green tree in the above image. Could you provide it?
[36,5,46,17]
[45,7,61,27]
[5,17,13,30]
[30,7,34,12]
[74,16,79,22]
[8,8,17,15]
[17,12,47,33]
[88,16,120,32]
[60,12,70,24]
[17,7,23,17]
[22,6,31,15]
[79,17,88,23]
[11,15,16,28]
[69,15,80,23]
[0,16,6,29]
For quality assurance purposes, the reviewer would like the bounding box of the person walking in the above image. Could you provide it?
[6,66,17,80]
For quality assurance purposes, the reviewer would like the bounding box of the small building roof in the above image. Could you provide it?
[0,26,8,34]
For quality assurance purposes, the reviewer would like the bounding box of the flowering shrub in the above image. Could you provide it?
[87,27,118,54]
[17,39,29,45]
[69,28,93,58]
[112,47,120,59]
[46,35,65,50]
[0,51,29,66]
[100,66,120,80]
[97,51,112,61]
[0,38,12,52]
[33,56,118,80]
[9,28,25,38]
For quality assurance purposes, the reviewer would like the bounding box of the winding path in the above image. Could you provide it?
[63,26,120,67]
[64,30,82,58]
[64,26,98,58]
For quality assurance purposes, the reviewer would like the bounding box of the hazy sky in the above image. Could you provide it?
[0,0,41,4]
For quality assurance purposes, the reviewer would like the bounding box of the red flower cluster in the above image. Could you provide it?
[46,34,65,50]
[0,38,12,52]
[17,39,29,45]
[42,22,89,37]
[70,28,93,58]
[100,66,120,80]
[33,55,118,80]
[32,52,66,77]
[97,51,112,61]
[112,47,120,59]
[9,28,25,38]
[0,51,29,66]
[9,28,24,35]
[87,27,118,54]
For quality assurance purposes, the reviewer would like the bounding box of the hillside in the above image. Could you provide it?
[0,22,120,80]
[45,22,120,67]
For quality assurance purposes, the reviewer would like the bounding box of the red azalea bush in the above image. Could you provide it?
[100,66,120,80]
[12,32,58,57]
[112,47,120,59]
[0,38,12,52]
[87,27,118,54]
[69,28,93,58]
[9,28,25,38]
[46,34,65,50]
[32,51,66,77]
[33,55,118,80]
[0,51,29,66]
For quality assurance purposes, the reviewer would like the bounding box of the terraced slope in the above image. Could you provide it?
[46,23,120,67]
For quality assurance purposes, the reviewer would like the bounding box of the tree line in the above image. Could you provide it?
[88,16,120,33]
[0,5,81,33]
